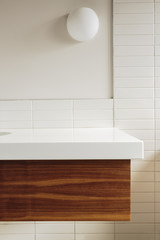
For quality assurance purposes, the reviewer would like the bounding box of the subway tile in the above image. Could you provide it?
[114,3,154,14]
[115,99,154,108]
[156,3,160,13]
[114,78,154,88]
[131,182,154,193]
[33,120,73,128]
[115,109,154,120]
[73,100,113,127]
[156,25,160,35]
[156,172,160,181]
[36,223,74,234]
[156,88,160,97]
[156,130,160,139]
[156,152,160,160]
[33,100,73,110]
[0,235,34,240]
[76,234,114,240]
[114,46,154,56]
[114,14,154,24]
[115,234,154,240]
[155,36,160,46]
[156,109,160,118]
[156,70,160,81]
[0,223,34,233]
[143,141,155,151]
[131,213,154,223]
[0,101,31,111]
[156,46,160,55]
[0,111,31,121]
[74,110,113,120]
[0,222,34,224]
[131,203,154,213]
[0,121,32,129]
[156,99,160,108]
[114,35,153,46]
[114,56,154,67]
[156,213,160,222]
[156,204,160,213]
[74,100,113,110]
[131,160,154,172]
[117,213,154,224]
[32,100,73,128]
[156,224,160,233]
[115,120,154,130]
[114,88,154,98]
[114,25,153,35]
[115,224,154,233]
[156,234,160,240]
[33,110,73,121]
[144,151,155,160]
[156,77,160,87]
[115,67,153,78]
[155,182,160,192]
[156,56,160,66]
[132,193,154,203]
[155,162,160,171]
[156,13,160,23]
[156,141,160,151]
[131,172,154,181]
[36,234,74,240]
[74,120,113,128]
[75,223,114,234]
[156,193,160,202]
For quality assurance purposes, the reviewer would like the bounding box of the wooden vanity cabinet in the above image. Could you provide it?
[0,160,130,221]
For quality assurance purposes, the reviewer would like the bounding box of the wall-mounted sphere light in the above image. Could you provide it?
[67,7,99,42]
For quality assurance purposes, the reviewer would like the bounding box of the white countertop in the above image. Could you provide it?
[0,128,144,160]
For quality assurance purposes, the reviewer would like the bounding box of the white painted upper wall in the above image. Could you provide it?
[0,0,112,99]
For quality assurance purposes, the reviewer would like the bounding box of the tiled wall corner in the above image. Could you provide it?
[113,0,155,239]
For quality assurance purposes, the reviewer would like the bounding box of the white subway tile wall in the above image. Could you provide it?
[113,0,156,239]
[0,1,160,240]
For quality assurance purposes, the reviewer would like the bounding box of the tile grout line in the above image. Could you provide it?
[31,100,33,129]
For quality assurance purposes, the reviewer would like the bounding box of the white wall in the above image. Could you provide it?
[0,0,160,240]
[0,0,112,99]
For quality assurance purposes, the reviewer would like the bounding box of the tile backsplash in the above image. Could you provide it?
[0,0,160,240]
[0,99,113,129]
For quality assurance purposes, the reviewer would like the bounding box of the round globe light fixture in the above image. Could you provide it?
[67,7,99,42]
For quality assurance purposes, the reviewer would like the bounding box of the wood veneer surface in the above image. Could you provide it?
[0,160,130,221]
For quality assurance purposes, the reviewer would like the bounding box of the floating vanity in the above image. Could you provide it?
[0,128,143,221]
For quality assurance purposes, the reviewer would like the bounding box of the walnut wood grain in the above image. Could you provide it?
[0,160,130,221]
